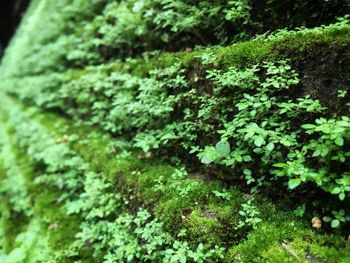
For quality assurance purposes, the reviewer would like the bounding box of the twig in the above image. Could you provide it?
[281,242,302,262]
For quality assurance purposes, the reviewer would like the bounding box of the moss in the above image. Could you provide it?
[260,242,303,263]
[32,108,242,243]
[226,222,308,262]
[125,25,350,76]
[10,23,346,87]
[265,235,350,263]
[309,236,350,263]
[33,188,81,255]
[185,208,222,246]
[124,165,176,204]
[225,217,350,263]
[0,119,30,254]
[2,3,350,262]
[216,40,273,69]
[126,51,197,77]
[0,202,28,254]
[5,98,349,260]
[0,114,87,262]
[28,106,350,260]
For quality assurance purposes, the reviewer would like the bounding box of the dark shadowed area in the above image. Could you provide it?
[0,0,30,55]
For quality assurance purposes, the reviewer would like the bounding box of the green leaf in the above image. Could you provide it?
[331,219,340,228]
[339,192,346,201]
[273,163,287,168]
[266,142,275,152]
[201,155,214,165]
[6,248,26,263]
[200,147,218,164]
[237,102,249,110]
[323,216,331,222]
[243,155,252,162]
[254,136,265,147]
[331,187,341,194]
[301,124,315,130]
[281,139,292,147]
[215,141,230,157]
[132,1,144,12]
[335,137,344,146]
[293,204,306,217]
[243,169,252,176]
[288,178,301,189]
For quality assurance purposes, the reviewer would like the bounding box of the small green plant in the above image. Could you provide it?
[293,204,306,218]
[338,89,347,98]
[323,210,350,228]
[235,199,262,230]
[212,189,232,201]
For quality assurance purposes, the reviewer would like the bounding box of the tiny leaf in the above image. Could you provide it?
[266,142,275,152]
[331,219,340,228]
[254,136,265,147]
[288,178,301,189]
[335,137,344,146]
[215,140,230,157]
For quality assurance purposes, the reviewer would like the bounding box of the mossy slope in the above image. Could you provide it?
[1,0,350,262]
[0,96,349,262]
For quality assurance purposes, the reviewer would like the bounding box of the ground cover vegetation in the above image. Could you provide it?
[1,0,350,262]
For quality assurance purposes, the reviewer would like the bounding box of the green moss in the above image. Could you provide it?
[260,243,302,263]
[262,235,350,263]
[226,222,307,262]
[309,236,350,263]
[225,216,350,263]
[2,1,350,261]
[33,188,81,255]
[0,119,30,254]
[0,203,28,254]
[106,25,350,76]
[217,40,273,69]
[185,208,222,245]
[9,23,346,88]
[5,98,350,261]
[0,113,86,262]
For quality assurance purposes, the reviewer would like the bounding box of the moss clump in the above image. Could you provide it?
[185,208,222,246]
[33,188,82,257]
[226,222,312,262]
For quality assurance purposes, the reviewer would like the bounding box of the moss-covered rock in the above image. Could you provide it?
[1,0,350,262]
